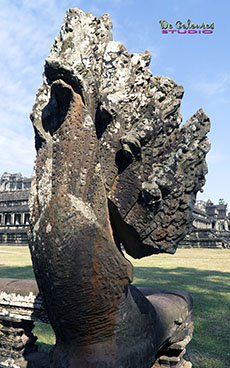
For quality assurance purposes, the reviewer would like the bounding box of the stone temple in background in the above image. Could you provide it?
[0,171,229,248]
[179,200,230,248]
[0,172,31,245]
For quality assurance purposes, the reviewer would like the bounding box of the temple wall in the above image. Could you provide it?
[179,201,230,249]
[0,173,31,245]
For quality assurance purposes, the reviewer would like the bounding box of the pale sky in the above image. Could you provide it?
[0,0,229,205]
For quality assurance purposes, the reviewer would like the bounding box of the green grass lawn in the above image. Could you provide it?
[0,246,229,367]
[129,250,230,368]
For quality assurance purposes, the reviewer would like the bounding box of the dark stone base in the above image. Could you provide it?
[0,319,38,367]
[0,289,193,368]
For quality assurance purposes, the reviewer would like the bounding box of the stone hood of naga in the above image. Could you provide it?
[28,8,210,368]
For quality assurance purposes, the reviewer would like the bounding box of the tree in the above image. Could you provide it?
[219,198,225,205]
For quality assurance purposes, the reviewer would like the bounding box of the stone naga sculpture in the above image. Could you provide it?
[29,8,210,368]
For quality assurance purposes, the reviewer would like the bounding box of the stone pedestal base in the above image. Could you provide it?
[0,319,37,368]
[0,280,194,368]
[152,336,193,368]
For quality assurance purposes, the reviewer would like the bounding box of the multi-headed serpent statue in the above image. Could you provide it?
[29,8,210,368]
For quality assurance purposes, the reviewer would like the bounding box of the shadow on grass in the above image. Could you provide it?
[0,265,35,279]
[33,322,55,353]
[36,342,53,353]
[134,266,230,368]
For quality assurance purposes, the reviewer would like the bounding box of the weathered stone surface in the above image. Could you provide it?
[28,7,210,368]
[0,279,49,368]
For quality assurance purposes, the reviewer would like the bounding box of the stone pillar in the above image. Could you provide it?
[3,233,7,244]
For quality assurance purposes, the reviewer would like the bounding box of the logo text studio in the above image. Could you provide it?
[159,19,214,34]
